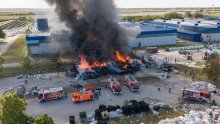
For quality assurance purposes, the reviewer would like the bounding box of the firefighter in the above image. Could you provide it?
[95,92,99,100]
[169,88,171,94]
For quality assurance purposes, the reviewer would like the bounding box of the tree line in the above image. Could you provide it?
[123,11,204,21]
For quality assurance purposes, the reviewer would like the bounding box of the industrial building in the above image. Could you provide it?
[121,22,177,48]
[26,33,72,55]
[26,20,177,55]
[144,19,220,42]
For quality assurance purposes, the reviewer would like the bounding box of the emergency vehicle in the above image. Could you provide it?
[38,87,64,102]
[124,75,140,92]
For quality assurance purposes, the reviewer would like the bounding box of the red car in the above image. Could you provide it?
[105,77,122,95]
[125,75,140,92]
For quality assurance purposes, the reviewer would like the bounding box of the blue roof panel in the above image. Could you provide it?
[120,22,177,34]
[144,20,220,33]
[26,36,49,41]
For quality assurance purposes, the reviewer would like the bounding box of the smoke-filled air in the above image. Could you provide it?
[45,0,130,61]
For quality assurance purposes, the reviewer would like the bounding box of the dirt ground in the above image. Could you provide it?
[150,49,211,68]
[0,68,193,124]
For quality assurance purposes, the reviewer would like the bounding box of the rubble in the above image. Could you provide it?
[189,81,216,92]
[158,110,212,124]
[159,107,220,124]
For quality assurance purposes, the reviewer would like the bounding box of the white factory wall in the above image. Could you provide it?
[28,43,72,55]
[201,33,220,42]
[131,35,177,48]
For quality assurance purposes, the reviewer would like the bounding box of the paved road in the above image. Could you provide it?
[25,72,192,124]
[0,71,193,124]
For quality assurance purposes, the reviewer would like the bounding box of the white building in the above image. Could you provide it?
[121,22,177,48]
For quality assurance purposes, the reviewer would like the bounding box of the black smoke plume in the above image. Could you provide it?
[45,0,130,61]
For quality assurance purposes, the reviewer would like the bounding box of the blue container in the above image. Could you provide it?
[37,19,49,32]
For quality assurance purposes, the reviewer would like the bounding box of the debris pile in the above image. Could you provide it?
[190,81,216,92]
[158,110,212,124]
[151,102,171,112]
[122,100,150,115]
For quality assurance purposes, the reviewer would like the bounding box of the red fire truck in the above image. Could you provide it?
[145,47,158,54]
[38,87,64,102]
[105,77,122,95]
[124,75,140,92]
[182,88,211,103]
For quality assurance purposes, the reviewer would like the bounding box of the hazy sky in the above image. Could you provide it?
[0,0,219,8]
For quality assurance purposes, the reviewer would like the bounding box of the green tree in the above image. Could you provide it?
[18,17,27,21]
[35,114,54,124]
[185,11,193,18]
[21,57,30,71]
[193,11,204,18]
[164,12,184,20]
[0,56,4,72]
[204,52,220,81]
[0,92,33,124]
[199,9,204,13]
[0,28,6,39]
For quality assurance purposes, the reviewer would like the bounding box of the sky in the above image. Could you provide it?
[0,0,219,8]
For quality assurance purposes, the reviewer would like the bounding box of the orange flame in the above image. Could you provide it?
[115,50,134,63]
[79,54,107,69]
[115,50,126,63]
[78,51,134,69]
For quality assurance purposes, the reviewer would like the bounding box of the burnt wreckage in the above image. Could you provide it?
[65,51,148,80]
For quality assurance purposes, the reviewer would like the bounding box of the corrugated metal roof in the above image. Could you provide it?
[120,22,177,34]
[145,19,220,33]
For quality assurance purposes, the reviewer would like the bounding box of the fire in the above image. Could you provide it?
[78,51,134,69]
[115,50,126,63]
[115,50,134,63]
[79,54,107,69]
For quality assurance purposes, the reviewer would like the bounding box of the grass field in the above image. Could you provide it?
[2,35,27,63]
[0,11,35,16]
[0,64,58,77]
[158,41,204,50]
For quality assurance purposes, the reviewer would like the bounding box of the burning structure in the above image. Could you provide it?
[43,0,147,79]
[45,0,130,60]
[66,50,146,80]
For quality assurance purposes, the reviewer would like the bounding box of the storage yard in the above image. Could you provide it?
[0,68,193,123]
[1,2,220,124]
[145,19,220,42]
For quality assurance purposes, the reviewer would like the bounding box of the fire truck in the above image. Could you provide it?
[72,92,94,103]
[72,86,96,103]
[82,86,95,93]
[182,88,211,103]
[145,47,158,54]
[38,87,64,102]
[105,77,122,95]
[124,75,140,92]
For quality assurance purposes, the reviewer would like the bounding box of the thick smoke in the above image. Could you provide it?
[45,0,130,61]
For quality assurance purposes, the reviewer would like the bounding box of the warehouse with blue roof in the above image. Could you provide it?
[26,20,177,55]
[144,19,220,42]
[120,22,177,48]
[26,33,72,55]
